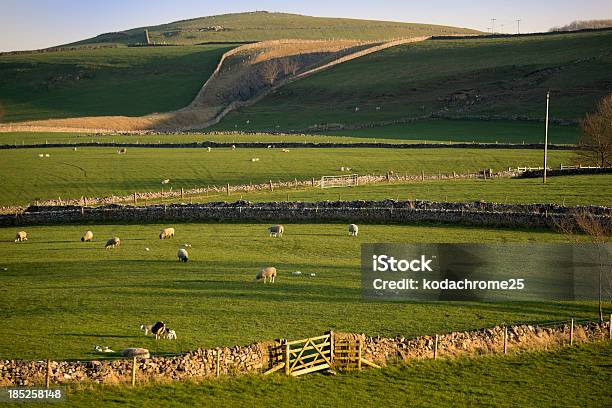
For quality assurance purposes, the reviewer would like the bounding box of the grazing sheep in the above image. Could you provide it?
[159,227,175,239]
[117,148,127,154]
[93,345,114,353]
[140,324,153,336]
[177,248,189,262]
[268,224,284,237]
[161,179,170,185]
[81,230,93,242]
[164,329,177,340]
[207,147,212,152]
[251,157,260,162]
[183,243,192,248]
[14,231,27,242]
[281,149,290,153]
[44,154,50,158]
[348,224,359,237]
[105,237,120,249]
[38,154,44,158]
[292,271,302,276]
[73,147,78,151]
[231,145,236,150]
[151,321,166,339]
[255,266,277,283]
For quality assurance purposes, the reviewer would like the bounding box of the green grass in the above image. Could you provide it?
[0,222,602,361]
[213,30,612,132]
[327,119,580,144]
[0,45,232,122]
[53,342,612,407]
[0,147,576,206]
[68,12,480,46]
[171,175,612,208]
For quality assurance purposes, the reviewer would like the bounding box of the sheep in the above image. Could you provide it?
[251,157,260,162]
[281,149,290,153]
[164,329,177,340]
[161,179,170,185]
[254,266,277,283]
[81,230,93,242]
[151,321,166,339]
[159,227,175,239]
[268,224,284,237]
[231,145,236,150]
[93,345,114,353]
[73,147,78,151]
[348,224,359,237]
[14,231,27,242]
[354,107,360,112]
[177,248,189,262]
[207,147,212,152]
[105,237,120,249]
[117,148,127,154]
[38,154,44,158]
[140,324,153,336]
[44,153,50,158]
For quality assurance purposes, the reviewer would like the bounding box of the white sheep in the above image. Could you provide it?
[251,158,260,162]
[164,329,177,340]
[38,154,44,158]
[231,145,236,150]
[105,237,120,249]
[268,224,284,237]
[159,227,175,239]
[354,107,360,112]
[140,324,153,336]
[348,224,359,237]
[177,248,189,262]
[255,266,277,283]
[281,149,290,153]
[161,179,170,185]
[81,230,93,242]
[207,147,212,152]
[14,231,27,242]
[44,153,50,158]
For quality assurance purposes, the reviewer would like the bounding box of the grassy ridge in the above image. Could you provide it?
[213,30,612,132]
[56,342,612,407]
[0,45,232,122]
[69,12,480,46]
[0,147,575,205]
[0,222,598,360]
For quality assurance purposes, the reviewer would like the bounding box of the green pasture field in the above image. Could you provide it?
[0,223,602,361]
[213,30,612,132]
[0,45,233,122]
[53,342,612,407]
[0,119,580,145]
[0,147,576,206]
[155,175,612,208]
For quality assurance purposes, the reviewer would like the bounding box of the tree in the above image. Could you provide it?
[260,61,280,86]
[576,94,612,167]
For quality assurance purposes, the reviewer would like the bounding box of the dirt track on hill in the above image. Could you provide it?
[0,38,429,133]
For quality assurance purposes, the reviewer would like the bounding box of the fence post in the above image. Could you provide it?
[226,184,230,196]
[284,340,290,376]
[131,356,137,387]
[570,319,574,345]
[329,331,335,368]
[312,177,315,187]
[433,335,438,359]
[421,170,425,182]
[503,327,508,354]
[133,192,137,205]
[46,359,51,388]
[181,187,184,200]
[358,336,363,371]
[216,350,220,378]
[270,180,273,192]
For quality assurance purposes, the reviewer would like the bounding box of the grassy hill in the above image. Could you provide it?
[68,11,480,46]
[0,45,233,122]
[211,30,612,139]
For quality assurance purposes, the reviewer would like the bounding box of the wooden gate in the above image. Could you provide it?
[264,331,379,377]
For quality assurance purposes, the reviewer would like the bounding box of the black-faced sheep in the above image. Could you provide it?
[255,266,277,283]
[81,230,94,242]
[348,224,359,237]
[159,227,175,239]
[14,231,27,242]
[177,248,189,262]
[105,237,120,249]
[151,321,166,339]
[268,225,284,237]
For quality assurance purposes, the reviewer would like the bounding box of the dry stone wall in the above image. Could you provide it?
[0,321,608,386]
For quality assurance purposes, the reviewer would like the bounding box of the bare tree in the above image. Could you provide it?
[260,61,281,86]
[280,58,300,76]
[556,211,611,321]
[575,94,612,167]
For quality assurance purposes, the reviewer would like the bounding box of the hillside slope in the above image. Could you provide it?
[69,11,480,46]
[211,30,612,133]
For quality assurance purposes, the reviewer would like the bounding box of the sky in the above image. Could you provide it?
[1,0,610,52]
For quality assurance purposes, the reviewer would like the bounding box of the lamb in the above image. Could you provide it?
[177,248,189,262]
[268,224,284,237]
[207,147,212,152]
[140,324,153,336]
[81,230,93,242]
[105,237,120,249]
[159,227,175,239]
[164,329,177,340]
[150,321,166,339]
[348,224,359,237]
[14,231,27,242]
[255,266,277,283]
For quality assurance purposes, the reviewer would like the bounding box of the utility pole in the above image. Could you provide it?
[486,27,491,34]
[491,18,496,33]
[516,19,521,34]
[543,91,550,184]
